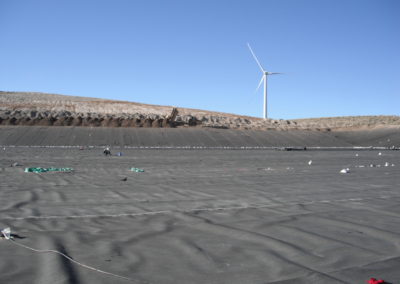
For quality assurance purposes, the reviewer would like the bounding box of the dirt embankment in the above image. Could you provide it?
[0,109,185,128]
[1,91,399,131]
[0,91,298,130]
[0,108,271,129]
[293,116,400,131]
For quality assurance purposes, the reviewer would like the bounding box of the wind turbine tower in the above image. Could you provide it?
[247,43,282,119]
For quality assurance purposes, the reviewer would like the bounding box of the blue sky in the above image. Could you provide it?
[0,0,399,119]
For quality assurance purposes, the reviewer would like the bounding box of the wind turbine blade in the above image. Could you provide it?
[269,72,283,75]
[247,43,265,73]
[255,75,264,92]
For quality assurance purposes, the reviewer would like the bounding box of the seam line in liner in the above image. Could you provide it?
[2,195,399,221]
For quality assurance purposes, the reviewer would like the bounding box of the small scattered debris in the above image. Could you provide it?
[130,168,144,173]
[120,177,128,181]
[283,147,307,151]
[378,152,382,156]
[10,162,22,167]
[103,147,111,156]
[24,167,74,173]
[356,163,394,169]
[308,160,312,165]
[355,153,359,157]
[340,168,350,174]
[257,167,274,171]
[1,227,11,240]
[116,152,123,156]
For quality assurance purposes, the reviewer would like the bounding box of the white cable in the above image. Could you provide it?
[7,239,147,283]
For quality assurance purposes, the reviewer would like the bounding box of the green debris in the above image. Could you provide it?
[130,167,144,173]
[24,167,74,173]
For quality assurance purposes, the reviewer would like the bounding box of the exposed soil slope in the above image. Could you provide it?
[2,91,399,130]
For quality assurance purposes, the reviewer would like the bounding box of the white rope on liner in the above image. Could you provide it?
[1,228,147,283]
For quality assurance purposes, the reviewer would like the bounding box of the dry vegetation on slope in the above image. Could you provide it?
[1,91,399,131]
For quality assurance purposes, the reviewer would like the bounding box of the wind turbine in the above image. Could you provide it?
[247,43,282,119]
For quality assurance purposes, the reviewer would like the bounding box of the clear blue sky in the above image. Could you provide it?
[1,0,399,119]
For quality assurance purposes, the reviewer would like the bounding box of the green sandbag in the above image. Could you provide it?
[130,167,144,173]
[24,167,74,173]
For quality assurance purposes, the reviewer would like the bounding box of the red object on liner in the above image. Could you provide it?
[367,278,385,284]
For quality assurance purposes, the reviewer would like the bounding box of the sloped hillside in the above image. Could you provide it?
[1,91,399,131]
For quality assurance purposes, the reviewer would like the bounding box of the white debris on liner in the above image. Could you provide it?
[385,162,389,167]
[308,160,312,165]
[1,227,11,239]
[355,153,359,157]
[340,168,350,174]
[378,152,382,156]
